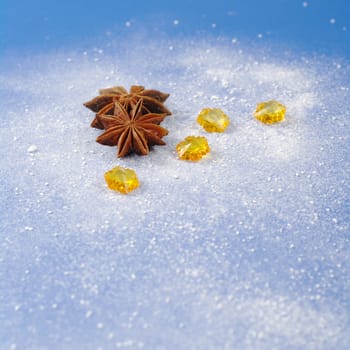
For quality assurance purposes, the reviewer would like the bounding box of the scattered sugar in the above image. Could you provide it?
[1,33,349,349]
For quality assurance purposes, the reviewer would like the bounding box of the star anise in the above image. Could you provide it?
[84,85,171,129]
[97,99,169,157]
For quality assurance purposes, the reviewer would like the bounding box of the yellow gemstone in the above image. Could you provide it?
[104,166,140,194]
[197,108,230,132]
[254,100,286,124]
[176,136,210,161]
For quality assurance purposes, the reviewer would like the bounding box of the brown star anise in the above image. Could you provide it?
[97,99,169,157]
[84,85,171,129]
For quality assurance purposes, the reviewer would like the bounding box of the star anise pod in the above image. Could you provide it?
[97,99,169,158]
[84,85,171,129]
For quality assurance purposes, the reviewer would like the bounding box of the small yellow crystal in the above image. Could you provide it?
[176,136,210,161]
[104,166,140,194]
[197,108,230,132]
[254,100,286,124]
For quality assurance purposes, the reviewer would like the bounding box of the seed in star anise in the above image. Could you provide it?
[84,85,171,129]
[96,99,169,158]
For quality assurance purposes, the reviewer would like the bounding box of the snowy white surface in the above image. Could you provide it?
[1,35,350,349]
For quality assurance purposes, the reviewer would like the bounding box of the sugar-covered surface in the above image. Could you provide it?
[1,35,350,349]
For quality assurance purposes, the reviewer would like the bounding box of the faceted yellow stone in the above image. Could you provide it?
[104,166,140,194]
[197,108,230,132]
[254,100,286,124]
[176,136,210,161]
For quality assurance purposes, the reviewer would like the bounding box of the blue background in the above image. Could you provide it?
[1,1,350,349]
[1,0,349,55]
